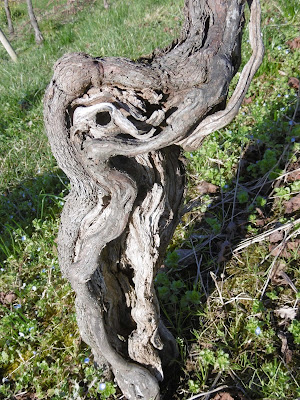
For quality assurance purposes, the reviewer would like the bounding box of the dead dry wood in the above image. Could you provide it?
[44,1,263,398]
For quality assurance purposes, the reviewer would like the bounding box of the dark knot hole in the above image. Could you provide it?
[96,111,111,126]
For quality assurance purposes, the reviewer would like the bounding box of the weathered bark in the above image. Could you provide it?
[103,0,109,9]
[44,1,263,399]
[26,0,43,44]
[0,27,17,62]
[4,0,14,37]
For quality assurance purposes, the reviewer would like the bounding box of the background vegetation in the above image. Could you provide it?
[0,0,299,399]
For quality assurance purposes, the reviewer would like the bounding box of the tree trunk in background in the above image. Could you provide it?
[103,0,109,9]
[4,0,14,37]
[26,0,43,44]
[44,1,263,398]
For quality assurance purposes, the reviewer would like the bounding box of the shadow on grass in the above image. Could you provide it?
[0,170,69,263]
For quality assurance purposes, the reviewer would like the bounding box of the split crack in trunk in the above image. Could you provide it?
[44,1,263,399]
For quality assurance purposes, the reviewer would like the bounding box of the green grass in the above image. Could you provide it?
[0,0,299,399]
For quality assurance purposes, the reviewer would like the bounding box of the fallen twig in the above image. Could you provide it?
[233,218,300,253]
[186,385,230,400]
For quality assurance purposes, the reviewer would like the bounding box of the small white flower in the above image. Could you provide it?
[21,236,26,241]
[255,327,262,335]
[277,45,282,50]
[99,383,106,391]
[32,286,37,291]
[19,332,25,337]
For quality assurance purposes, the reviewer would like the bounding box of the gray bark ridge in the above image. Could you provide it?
[44,1,263,399]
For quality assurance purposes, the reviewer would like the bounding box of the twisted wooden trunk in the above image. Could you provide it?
[44,1,263,398]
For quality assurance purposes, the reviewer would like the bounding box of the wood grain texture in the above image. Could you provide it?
[44,1,263,398]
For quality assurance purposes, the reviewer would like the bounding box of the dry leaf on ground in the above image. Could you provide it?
[269,230,284,243]
[212,392,234,400]
[269,243,290,258]
[217,240,232,263]
[287,239,300,252]
[288,77,300,91]
[271,262,298,292]
[242,96,253,105]
[0,292,17,304]
[287,36,300,50]
[275,306,298,321]
[284,193,300,214]
[195,181,219,195]
[278,332,293,364]
[270,262,288,285]
[286,169,300,182]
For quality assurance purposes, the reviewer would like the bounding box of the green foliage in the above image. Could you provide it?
[205,217,221,233]
[164,250,180,268]
[237,190,249,204]
[288,320,300,344]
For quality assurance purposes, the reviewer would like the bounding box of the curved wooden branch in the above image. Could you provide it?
[177,0,264,149]
[44,1,263,398]
[0,27,17,62]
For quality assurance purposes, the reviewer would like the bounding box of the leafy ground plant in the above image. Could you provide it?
[0,0,299,399]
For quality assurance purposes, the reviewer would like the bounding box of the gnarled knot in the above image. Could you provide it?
[53,52,103,97]
[72,102,156,140]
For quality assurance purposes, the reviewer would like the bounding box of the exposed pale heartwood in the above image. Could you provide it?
[44,1,263,398]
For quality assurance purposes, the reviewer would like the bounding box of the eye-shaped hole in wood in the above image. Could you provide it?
[96,111,112,126]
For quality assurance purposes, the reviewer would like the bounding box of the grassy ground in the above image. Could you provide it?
[0,0,299,399]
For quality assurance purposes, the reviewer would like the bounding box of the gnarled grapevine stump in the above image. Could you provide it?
[44,1,263,398]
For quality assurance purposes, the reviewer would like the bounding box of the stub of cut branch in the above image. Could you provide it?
[44,1,263,399]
